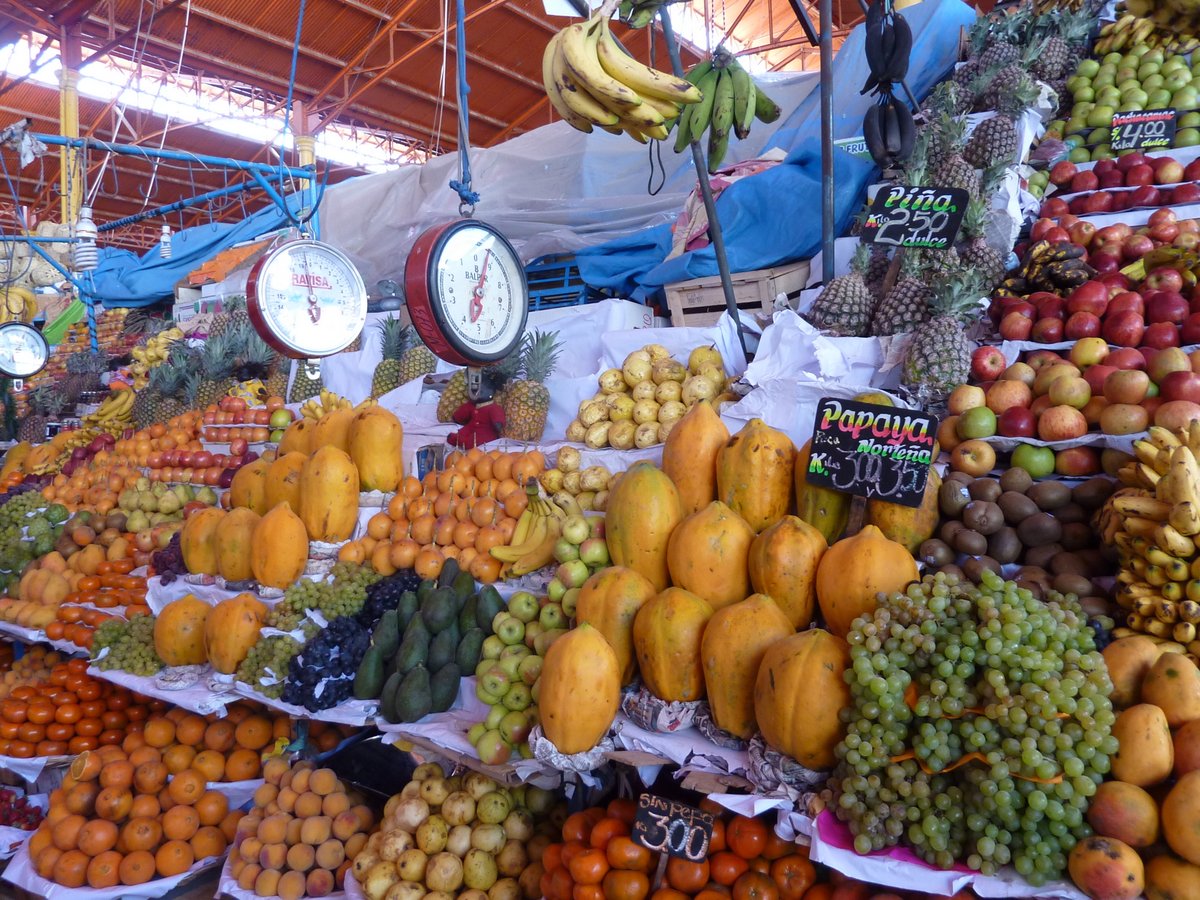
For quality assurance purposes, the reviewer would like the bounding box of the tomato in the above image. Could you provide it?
[44,622,66,641]
[25,704,53,725]
[0,722,18,740]
[50,691,77,708]
[710,852,750,887]
[54,704,81,725]
[80,701,105,719]
[569,849,611,886]
[77,576,101,592]
[726,817,768,860]
[45,723,72,742]
[605,836,654,873]
[98,729,123,746]
[589,818,629,849]
[732,872,779,900]
[603,869,650,900]
[37,741,68,756]
[761,832,797,861]
[7,740,32,758]
[105,692,129,711]
[575,886,605,900]
[607,798,637,825]
[66,659,89,676]
[563,813,594,844]
[561,841,590,869]
[75,718,103,737]
[666,857,709,893]
[710,819,727,854]
[0,701,26,724]
[747,858,770,875]
[16,723,44,744]
[49,668,68,686]
[697,890,732,900]
[828,884,870,900]
[124,705,147,722]
[67,736,97,754]
[101,711,127,731]
[548,867,576,900]
[770,856,816,900]
[543,844,564,873]
[650,890,691,900]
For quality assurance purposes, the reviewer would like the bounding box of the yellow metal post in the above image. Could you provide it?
[58,34,83,225]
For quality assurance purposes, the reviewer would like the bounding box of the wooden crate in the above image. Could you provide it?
[664,260,811,327]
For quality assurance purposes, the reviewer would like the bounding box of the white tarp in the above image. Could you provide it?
[319,73,816,291]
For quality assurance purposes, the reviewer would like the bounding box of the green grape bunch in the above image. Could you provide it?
[236,634,301,699]
[831,569,1115,886]
[91,613,164,676]
[266,564,383,631]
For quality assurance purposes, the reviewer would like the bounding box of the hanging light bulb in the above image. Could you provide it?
[72,205,98,272]
[159,224,172,260]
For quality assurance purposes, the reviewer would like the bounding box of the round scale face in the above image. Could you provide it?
[247,240,368,358]
[406,220,528,366]
[0,323,48,378]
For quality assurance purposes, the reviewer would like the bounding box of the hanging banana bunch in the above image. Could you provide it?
[541,11,703,142]
[674,50,782,173]
[861,0,915,169]
[0,287,37,325]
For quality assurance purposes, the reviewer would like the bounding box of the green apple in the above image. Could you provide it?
[1074,85,1096,103]
[957,407,998,440]
[1070,146,1093,163]
[1091,144,1116,160]
[1096,87,1122,106]
[1066,117,1088,135]
[1011,444,1055,479]
[1176,127,1200,147]
[1122,88,1149,107]
[1087,106,1115,127]
[1166,70,1193,92]
[1162,55,1189,74]
[1138,63,1161,81]
[1119,100,1145,113]
[1132,44,1152,57]
[1083,58,1105,74]
[1148,89,1173,107]
[1143,73,1166,91]
[1145,47,1165,63]
[1181,111,1200,127]
[1088,127,1111,145]
[1093,72,1116,90]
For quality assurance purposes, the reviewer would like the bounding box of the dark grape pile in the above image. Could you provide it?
[831,569,1115,885]
[151,532,186,583]
[282,616,370,711]
[356,568,421,629]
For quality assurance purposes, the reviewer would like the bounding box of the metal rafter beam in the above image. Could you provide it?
[486,95,550,146]
[305,0,426,108]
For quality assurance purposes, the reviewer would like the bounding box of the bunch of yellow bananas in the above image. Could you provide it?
[129,327,185,386]
[1096,8,1200,55]
[81,390,134,434]
[300,388,354,421]
[0,287,37,324]
[1100,424,1200,660]
[490,490,567,577]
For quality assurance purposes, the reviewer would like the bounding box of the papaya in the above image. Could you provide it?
[264,452,307,515]
[662,401,729,515]
[576,567,657,685]
[309,406,356,454]
[154,596,210,666]
[539,622,621,754]
[214,507,260,582]
[180,508,224,576]
[716,418,795,533]
[204,593,268,675]
[747,515,826,629]
[229,458,269,515]
[0,442,31,479]
[604,461,684,592]
[1146,854,1200,900]
[865,466,941,553]
[349,406,404,492]
[299,446,361,542]
[278,418,315,456]
[666,501,754,611]
[632,587,713,702]
[700,594,794,739]
[794,440,850,544]
[815,525,919,638]
[1141,652,1200,727]
[250,503,308,589]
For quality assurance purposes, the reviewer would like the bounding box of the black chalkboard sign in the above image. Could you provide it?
[631,795,714,861]
[1111,109,1176,152]
[860,184,968,249]
[805,397,938,508]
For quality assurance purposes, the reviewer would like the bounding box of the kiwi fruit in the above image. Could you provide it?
[1015,578,1045,601]
[946,471,973,485]
[998,491,1038,525]
[939,480,972,517]
[1072,477,1115,510]
[938,564,966,581]
[941,520,966,545]
[1080,596,1109,617]
[1060,522,1093,552]
[1052,573,1093,598]
[918,539,955,568]
[962,555,1002,584]
[953,528,988,557]
[1075,549,1108,573]
[1024,543,1063,570]
[1053,503,1088,525]
[1027,481,1071,511]
[968,478,1002,502]
[987,527,1022,565]
[1017,511,1063,547]
[1049,551,1090,577]
[962,500,1004,536]
[998,468,1034,494]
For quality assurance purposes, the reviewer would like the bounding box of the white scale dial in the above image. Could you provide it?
[0,323,48,378]
[435,227,524,356]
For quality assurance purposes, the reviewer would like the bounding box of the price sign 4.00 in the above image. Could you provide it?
[631,795,714,862]
[861,184,969,250]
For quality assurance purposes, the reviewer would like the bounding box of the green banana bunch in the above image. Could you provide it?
[674,55,781,173]
[617,0,672,28]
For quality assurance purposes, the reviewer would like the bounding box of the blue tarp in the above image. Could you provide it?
[574,0,979,299]
[87,193,307,307]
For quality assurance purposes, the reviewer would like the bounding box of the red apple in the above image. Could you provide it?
[1129,185,1162,209]
[1150,221,1182,243]
[1098,223,1133,242]
[1122,233,1155,262]
[1181,219,1200,235]
[1150,207,1178,228]
[1111,192,1132,212]
[1089,251,1121,274]
[1145,267,1185,293]
[1067,281,1110,317]
[1107,292,1144,317]
[1098,171,1124,190]
[986,380,1033,415]
[1006,300,1038,320]
[1082,192,1114,214]
[1083,364,1118,395]
[1030,218,1060,241]
[1070,171,1100,193]
[1116,152,1148,172]
[1182,313,1200,345]
[1185,159,1200,182]
[1175,232,1200,251]
[1034,294,1066,320]
[999,312,1034,341]
[1027,350,1066,370]
[1155,159,1186,184]
[229,437,249,456]
[997,406,1037,437]
[1106,347,1147,370]
[1065,311,1102,339]
[1172,182,1200,206]
[1038,405,1089,441]
[1002,362,1036,385]
[1097,272,1133,294]
[1044,225,1073,243]
[1055,447,1102,476]
[1032,317,1065,342]
[1102,311,1146,347]
[1031,394,1054,417]
[971,346,1007,382]
[1041,197,1069,218]
[1156,399,1200,430]
[1191,348,1200,373]
[1160,370,1200,403]
[1143,321,1182,349]
[1148,346,1194,383]
[1104,368,1151,404]
[1147,290,1190,324]
[1125,164,1155,186]
[1049,160,1079,185]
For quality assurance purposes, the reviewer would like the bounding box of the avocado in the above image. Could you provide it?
[379,671,404,722]
[428,622,461,672]
[451,570,475,604]
[353,645,385,700]
[475,585,504,633]
[370,610,400,660]
[456,628,485,671]
[458,594,478,635]
[395,590,418,630]
[429,663,461,713]
[394,665,432,723]
[421,587,459,633]
[416,579,436,605]
[392,614,430,675]
[437,557,461,590]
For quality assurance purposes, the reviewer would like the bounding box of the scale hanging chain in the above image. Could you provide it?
[448,0,480,217]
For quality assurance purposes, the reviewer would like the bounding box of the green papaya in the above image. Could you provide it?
[475,585,504,633]
[370,610,400,660]
[379,671,404,722]
[429,663,461,712]
[392,615,430,675]
[394,665,432,723]
[458,594,478,634]
[421,587,459,633]
[456,628,485,671]
[428,622,461,672]
[353,645,385,700]
[437,557,461,590]
[395,590,418,629]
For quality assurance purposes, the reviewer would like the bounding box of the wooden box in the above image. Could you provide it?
[664,260,811,327]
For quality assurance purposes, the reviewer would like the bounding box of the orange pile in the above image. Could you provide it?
[131,702,290,784]
[41,456,144,514]
[0,659,160,758]
[0,556,141,642]
[338,448,546,585]
[231,758,374,898]
[110,414,205,471]
[26,741,242,889]
[0,645,67,700]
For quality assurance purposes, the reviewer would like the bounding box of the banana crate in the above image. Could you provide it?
[664,260,810,327]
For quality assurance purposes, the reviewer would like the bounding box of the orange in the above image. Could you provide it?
[121,817,163,853]
[733,872,780,900]
[168,769,206,806]
[133,760,168,794]
[119,849,156,885]
[219,809,246,844]
[727,817,768,861]
[155,839,194,877]
[191,749,225,782]
[128,745,161,767]
[163,804,200,841]
[666,858,711,893]
[52,813,87,851]
[27,827,52,861]
[69,750,102,782]
[162,744,197,774]
[195,790,229,826]
[226,747,261,781]
[87,849,123,889]
[35,844,63,880]
[95,787,133,822]
[99,759,134,790]
[190,824,226,861]
[174,714,207,747]
[142,717,175,748]
[64,781,100,817]
[234,715,272,750]
[77,819,119,856]
[203,720,235,752]
[53,848,90,888]
[130,794,161,819]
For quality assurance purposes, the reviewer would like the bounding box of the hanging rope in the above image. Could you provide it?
[280,0,308,227]
[448,0,479,215]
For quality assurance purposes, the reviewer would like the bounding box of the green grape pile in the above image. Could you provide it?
[91,614,164,676]
[266,564,383,631]
[236,634,302,699]
[0,495,64,581]
[832,569,1115,886]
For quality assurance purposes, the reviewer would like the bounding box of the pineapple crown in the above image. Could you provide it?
[850,243,872,276]
[491,349,524,384]
[376,316,408,361]
[28,385,58,416]
[516,330,562,384]
[929,269,987,322]
[961,197,991,241]
[923,82,962,122]
[65,351,109,376]
[903,134,929,187]
[199,332,235,380]
[996,75,1040,120]
[236,333,277,381]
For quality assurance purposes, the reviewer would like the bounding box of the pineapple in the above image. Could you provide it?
[289,360,324,402]
[133,356,187,429]
[18,386,55,443]
[234,330,277,404]
[195,333,237,409]
[265,359,290,400]
[806,245,876,337]
[398,328,437,385]
[501,331,562,443]
[902,271,986,404]
[964,79,1038,170]
[865,245,893,304]
[871,252,933,337]
[929,120,981,201]
[370,316,407,398]
[208,295,249,340]
[958,190,1007,291]
[438,370,471,423]
[1031,11,1091,82]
